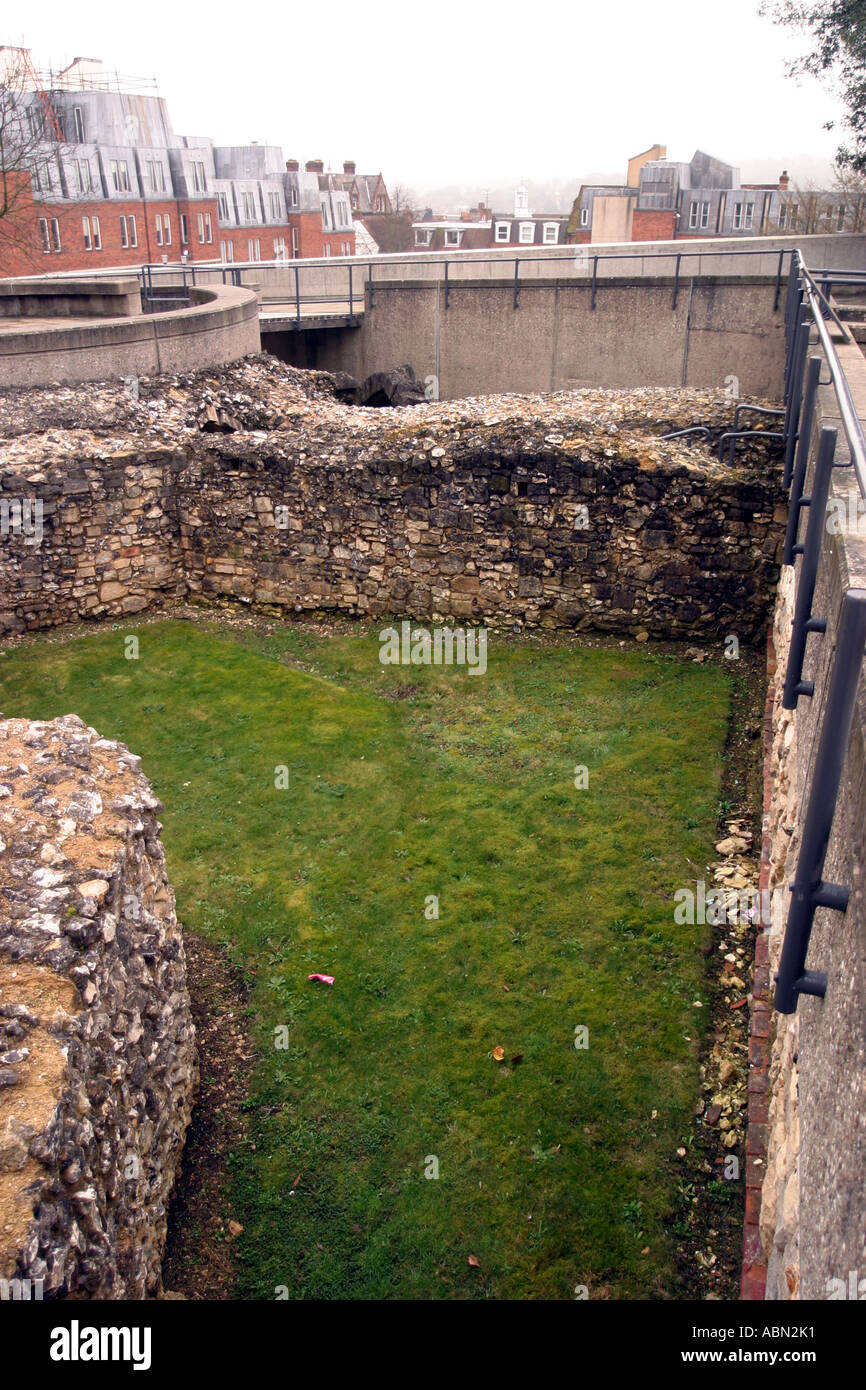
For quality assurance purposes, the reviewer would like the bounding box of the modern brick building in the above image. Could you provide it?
[567,145,865,244]
[0,49,361,276]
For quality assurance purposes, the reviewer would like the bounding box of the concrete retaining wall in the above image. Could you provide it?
[0,277,140,319]
[268,276,788,401]
[0,284,260,388]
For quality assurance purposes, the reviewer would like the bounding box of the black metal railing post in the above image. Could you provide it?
[782,426,837,708]
[783,355,823,566]
[513,257,519,310]
[774,588,866,1013]
[773,249,785,312]
[784,307,811,487]
[444,260,450,310]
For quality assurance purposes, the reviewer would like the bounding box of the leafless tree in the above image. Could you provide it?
[389,183,419,218]
[768,175,864,234]
[0,48,72,272]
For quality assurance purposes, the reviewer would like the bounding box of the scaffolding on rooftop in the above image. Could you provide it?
[36,68,160,97]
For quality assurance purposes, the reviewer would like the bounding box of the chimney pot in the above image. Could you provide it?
[306,159,324,173]
[343,160,356,175]
[286,159,299,171]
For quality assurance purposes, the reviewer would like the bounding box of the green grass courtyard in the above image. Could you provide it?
[0,617,731,1299]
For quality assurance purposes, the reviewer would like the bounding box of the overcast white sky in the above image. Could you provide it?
[6,0,846,189]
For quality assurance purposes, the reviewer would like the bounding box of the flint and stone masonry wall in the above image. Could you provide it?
[756,339,866,1300]
[0,715,196,1298]
[0,435,786,641]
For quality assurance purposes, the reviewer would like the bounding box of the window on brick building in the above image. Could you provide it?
[50,218,61,252]
[273,236,287,258]
[445,228,462,245]
[247,238,261,260]
[291,227,298,256]
[494,222,510,242]
[242,191,257,222]
[181,214,189,244]
[163,214,171,245]
[72,107,84,142]
[221,239,234,262]
[83,216,92,251]
[290,187,299,207]
[269,192,282,220]
[155,215,163,246]
[518,222,534,243]
[192,161,206,192]
[204,213,212,243]
[110,159,130,193]
[39,217,51,253]
[92,216,101,250]
[31,167,42,194]
[128,214,137,248]
[415,228,433,246]
[543,222,559,244]
[580,207,589,227]
[120,215,129,248]
[324,244,332,257]
[197,213,204,241]
[375,195,385,212]
[689,200,710,229]
[217,192,230,222]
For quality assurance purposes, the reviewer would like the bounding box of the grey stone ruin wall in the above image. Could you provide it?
[0,714,196,1299]
[0,435,786,642]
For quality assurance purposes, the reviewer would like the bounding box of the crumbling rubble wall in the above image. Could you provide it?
[0,366,786,640]
[0,714,196,1299]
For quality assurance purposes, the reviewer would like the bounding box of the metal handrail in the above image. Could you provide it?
[772,248,866,1013]
[799,261,866,500]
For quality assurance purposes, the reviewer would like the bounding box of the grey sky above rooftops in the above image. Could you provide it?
[9,0,845,193]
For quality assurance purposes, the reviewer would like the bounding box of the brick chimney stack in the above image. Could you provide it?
[306,159,324,173]
[779,169,790,190]
[286,159,299,172]
[343,160,356,175]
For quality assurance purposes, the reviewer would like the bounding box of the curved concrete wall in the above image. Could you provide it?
[0,284,260,388]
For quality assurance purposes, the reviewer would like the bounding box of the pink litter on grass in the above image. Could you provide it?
[308,973,335,985]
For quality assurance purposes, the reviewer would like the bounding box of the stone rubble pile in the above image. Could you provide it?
[0,714,196,1298]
